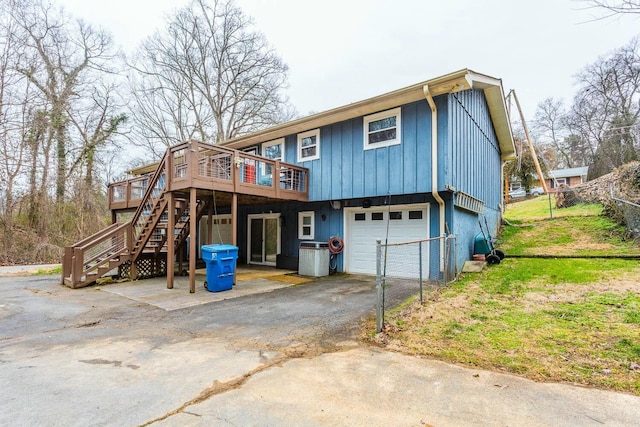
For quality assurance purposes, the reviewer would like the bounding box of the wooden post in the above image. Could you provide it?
[505,176,510,205]
[130,255,137,281]
[167,191,175,289]
[231,193,238,246]
[512,90,548,193]
[189,187,197,293]
[208,193,213,245]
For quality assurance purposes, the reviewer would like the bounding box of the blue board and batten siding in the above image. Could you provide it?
[236,89,505,274]
[285,98,446,201]
[447,89,504,268]
[446,89,502,208]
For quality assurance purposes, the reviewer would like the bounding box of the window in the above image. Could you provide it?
[389,211,402,220]
[371,212,384,221]
[262,139,283,161]
[354,213,366,221]
[297,129,320,162]
[298,211,315,240]
[262,138,284,176]
[409,210,423,220]
[363,107,401,150]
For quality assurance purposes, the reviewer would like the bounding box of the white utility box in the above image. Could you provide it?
[298,241,330,277]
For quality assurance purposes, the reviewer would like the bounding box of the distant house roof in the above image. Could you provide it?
[222,68,516,161]
[548,166,589,179]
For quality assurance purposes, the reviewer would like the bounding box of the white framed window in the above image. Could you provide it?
[262,138,284,162]
[298,211,315,240]
[555,178,567,187]
[297,129,320,162]
[363,107,401,150]
[262,138,284,176]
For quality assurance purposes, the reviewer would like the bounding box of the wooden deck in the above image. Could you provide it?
[108,140,308,211]
[62,140,308,290]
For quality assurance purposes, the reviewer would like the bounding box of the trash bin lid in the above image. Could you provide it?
[202,244,239,252]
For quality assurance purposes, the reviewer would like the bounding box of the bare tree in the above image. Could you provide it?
[66,81,127,189]
[0,14,26,261]
[567,38,640,178]
[0,0,127,262]
[8,0,119,203]
[533,98,574,168]
[129,0,294,153]
[581,1,640,19]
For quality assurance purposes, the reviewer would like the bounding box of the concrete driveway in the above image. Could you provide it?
[1,272,639,426]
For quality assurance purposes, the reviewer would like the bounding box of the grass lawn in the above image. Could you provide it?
[369,198,640,395]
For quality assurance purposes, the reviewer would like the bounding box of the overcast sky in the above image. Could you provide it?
[58,0,639,121]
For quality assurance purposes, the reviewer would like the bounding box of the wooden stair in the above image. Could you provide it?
[62,151,171,288]
[61,222,132,288]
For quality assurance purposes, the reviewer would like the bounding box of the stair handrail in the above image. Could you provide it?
[76,223,130,278]
[129,150,170,254]
[67,222,122,249]
[64,221,131,286]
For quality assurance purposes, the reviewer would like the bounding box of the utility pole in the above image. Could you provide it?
[508,90,548,193]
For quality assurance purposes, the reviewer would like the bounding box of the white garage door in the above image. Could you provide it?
[345,204,429,277]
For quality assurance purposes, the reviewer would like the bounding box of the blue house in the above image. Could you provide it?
[221,69,515,273]
[62,69,515,289]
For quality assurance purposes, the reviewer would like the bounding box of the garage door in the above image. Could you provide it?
[346,204,429,277]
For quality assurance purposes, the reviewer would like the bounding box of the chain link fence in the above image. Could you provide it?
[553,183,640,239]
[610,191,640,237]
[375,235,457,332]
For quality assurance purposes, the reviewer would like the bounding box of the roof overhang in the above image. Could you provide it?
[222,68,516,161]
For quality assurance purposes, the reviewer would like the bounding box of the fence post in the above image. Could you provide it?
[419,241,423,304]
[376,239,383,333]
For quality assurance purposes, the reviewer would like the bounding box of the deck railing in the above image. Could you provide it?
[108,140,308,210]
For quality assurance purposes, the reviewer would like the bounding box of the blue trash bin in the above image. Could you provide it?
[201,244,238,292]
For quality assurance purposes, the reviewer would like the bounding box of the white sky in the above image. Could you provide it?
[58,0,639,121]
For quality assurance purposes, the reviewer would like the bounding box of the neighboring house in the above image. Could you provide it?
[546,166,589,190]
[62,68,516,289]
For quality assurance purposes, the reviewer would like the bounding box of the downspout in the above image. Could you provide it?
[423,85,446,271]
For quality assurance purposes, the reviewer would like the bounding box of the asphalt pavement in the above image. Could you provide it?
[1,270,639,426]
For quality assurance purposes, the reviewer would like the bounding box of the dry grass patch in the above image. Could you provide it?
[376,272,640,394]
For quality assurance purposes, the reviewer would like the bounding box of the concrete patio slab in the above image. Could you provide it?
[99,269,308,311]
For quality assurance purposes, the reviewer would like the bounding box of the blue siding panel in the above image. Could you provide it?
[350,119,364,197]
[282,100,440,201]
[402,103,417,193]
[388,144,403,195]
[447,90,502,209]
[375,147,388,195]
[363,148,377,196]
[416,102,432,193]
[341,120,354,199]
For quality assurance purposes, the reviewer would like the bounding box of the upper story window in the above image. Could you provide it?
[297,129,320,162]
[363,107,401,150]
[262,138,283,162]
[262,138,284,176]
